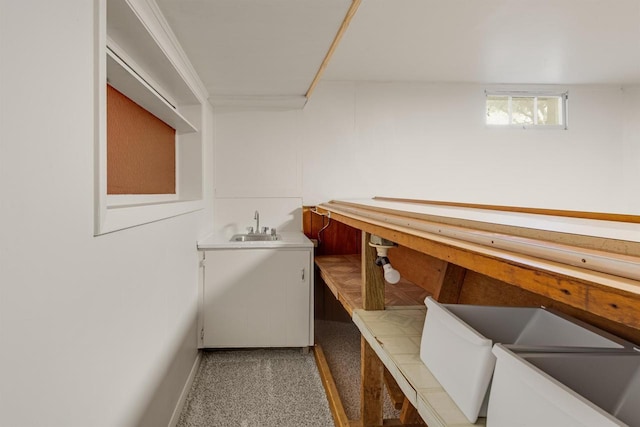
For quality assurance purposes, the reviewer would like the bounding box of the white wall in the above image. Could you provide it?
[622,85,640,214]
[213,197,303,237]
[214,80,637,214]
[213,108,305,232]
[0,2,214,426]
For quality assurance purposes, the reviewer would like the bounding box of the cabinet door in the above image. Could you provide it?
[203,249,311,347]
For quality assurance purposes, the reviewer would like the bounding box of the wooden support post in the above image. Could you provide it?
[434,262,467,304]
[361,337,384,427]
[360,233,387,426]
[362,231,386,310]
[383,368,405,410]
[399,398,424,425]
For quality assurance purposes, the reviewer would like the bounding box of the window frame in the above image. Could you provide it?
[485,90,568,130]
[95,0,206,235]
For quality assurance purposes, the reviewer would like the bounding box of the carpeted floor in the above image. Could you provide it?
[315,319,400,421]
[177,348,334,427]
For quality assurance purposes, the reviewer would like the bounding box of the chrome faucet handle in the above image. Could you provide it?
[261,226,269,234]
[254,210,260,234]
[270,228,276,236]
[246,226,254,234]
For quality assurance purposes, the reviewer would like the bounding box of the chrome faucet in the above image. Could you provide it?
[254,210,260,234]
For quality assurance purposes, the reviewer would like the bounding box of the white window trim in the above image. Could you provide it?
[95,0,207,235]
[106,194,180,206]
[485,90,568,130]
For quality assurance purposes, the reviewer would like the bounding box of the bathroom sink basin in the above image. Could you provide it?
[230,234,281,242]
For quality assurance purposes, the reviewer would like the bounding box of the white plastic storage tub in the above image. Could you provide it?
[488,344,640,427]
[419,297,635,423]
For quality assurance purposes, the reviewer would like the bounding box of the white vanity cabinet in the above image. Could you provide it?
[198,239,313,348]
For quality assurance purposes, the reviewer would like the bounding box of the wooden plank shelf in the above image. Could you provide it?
[315,254,430,317]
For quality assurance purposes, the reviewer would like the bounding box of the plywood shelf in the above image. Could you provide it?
[106,49,198,133]
[315,254,430,317]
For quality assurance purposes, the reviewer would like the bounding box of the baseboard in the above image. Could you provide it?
[168,351,202,427]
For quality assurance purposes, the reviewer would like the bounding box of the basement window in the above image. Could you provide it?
[486,91,568,129]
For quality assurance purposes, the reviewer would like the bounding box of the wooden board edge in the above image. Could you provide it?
[306,0,362,99]
[373,196,640,224]
[313,343,351,427]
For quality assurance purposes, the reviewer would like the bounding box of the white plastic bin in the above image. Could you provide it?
[419,297,635,423]
[488,344,640,427]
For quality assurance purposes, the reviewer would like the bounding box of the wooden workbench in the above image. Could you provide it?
[308,198,640,427]
[316,198,640,338]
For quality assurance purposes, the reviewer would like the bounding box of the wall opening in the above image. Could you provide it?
[107,84,176,195]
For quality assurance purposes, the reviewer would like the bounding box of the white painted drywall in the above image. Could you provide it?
[622,85,640,214]
[214,80,638,214]
[214,109,303,198]
[213,197,304,236]
[0,2,214,426]
[212,109,305,232]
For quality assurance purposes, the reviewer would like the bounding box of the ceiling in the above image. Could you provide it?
[155,0,640,108]
[155,0,352,108]
[326,0,640,85]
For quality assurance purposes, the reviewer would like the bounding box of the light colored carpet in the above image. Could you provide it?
[177,348,334,427]
[315,319,401,421]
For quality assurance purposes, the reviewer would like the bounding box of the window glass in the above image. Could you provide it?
[537,96,562,125]
[511,97,534,125]
[486,95,510,125]
[486,92,566,128]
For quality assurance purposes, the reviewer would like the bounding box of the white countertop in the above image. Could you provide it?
[197,231,314,250]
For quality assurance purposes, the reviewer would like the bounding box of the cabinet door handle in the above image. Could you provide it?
[301,268,305,281]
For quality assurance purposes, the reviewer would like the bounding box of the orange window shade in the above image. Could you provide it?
[107,84,176,195]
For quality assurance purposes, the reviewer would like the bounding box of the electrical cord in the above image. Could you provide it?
[311,208,331,246]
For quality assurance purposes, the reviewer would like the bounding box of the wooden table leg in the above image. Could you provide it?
[361,337,383,427]
[361,231,386,426]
